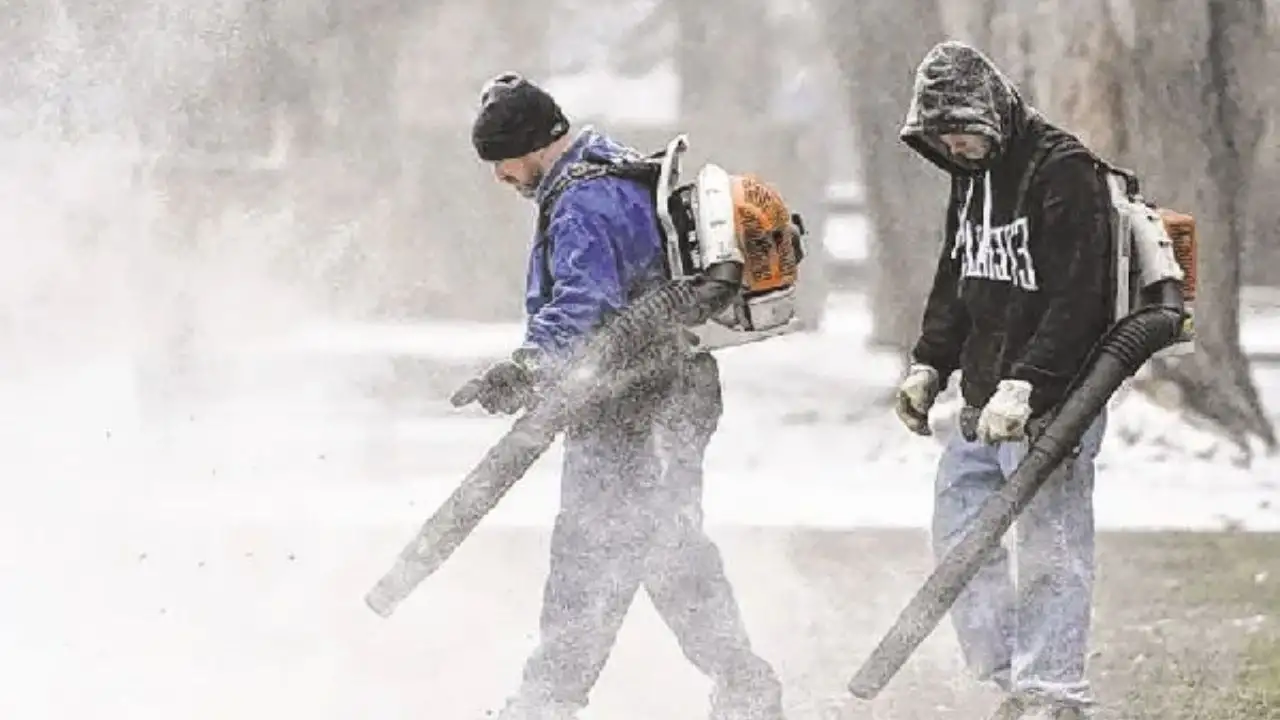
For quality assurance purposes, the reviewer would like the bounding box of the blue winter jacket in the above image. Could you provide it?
[523,128,668,362]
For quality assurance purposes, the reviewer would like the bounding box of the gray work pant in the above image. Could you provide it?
[514,353,782,714]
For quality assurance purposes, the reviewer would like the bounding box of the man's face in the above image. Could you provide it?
[491,155,544,200]
[940,133,992,161]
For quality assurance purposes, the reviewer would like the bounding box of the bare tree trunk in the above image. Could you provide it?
[1162,0,1275,451]
[1242,3,1280,285]
[1015,0,1277,452]
[817,0,948,353]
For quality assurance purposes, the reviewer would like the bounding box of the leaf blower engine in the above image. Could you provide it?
[648,134,810,344]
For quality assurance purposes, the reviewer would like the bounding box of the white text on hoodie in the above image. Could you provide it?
[950,173,1040,292]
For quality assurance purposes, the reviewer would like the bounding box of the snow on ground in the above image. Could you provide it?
[1,292,1279,719]
[4,292,1278,535]
[80,290,1271,532]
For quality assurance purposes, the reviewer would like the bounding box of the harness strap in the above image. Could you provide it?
[533,150,664,299]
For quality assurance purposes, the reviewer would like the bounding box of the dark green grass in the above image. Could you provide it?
[1091,532,1280,719]
[781,530,1280,719]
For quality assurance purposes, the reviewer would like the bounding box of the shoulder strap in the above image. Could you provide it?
[537,160,615,235]
[1012,142,1056,219]
[534,159,616,298]
[1091,154,1141,199]
[537,147,665,233]
[1011,111,1138,211]
[1014,141,1143,215]
[534,151,663,297]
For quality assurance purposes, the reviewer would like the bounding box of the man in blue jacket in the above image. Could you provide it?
[458,73,785,720]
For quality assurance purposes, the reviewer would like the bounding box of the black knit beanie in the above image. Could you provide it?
[471,72,570,162]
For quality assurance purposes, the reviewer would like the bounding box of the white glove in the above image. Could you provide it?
[894,364,940,436]
[976,379,1034,444]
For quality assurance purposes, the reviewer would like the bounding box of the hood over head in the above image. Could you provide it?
[900,41,1030,174]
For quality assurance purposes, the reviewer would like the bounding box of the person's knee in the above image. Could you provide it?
[1021,459,1096,543]
[1018,534,1094,585]
[934,514,1012,564]
[553,507,649,561]
[647,521,726,579]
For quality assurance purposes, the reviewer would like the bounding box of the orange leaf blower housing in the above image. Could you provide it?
[1159,209,1197,303]
[729,174,802,296]
[653,134,808,339]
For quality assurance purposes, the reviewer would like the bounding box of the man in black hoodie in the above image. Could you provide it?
[893,41,1114,719]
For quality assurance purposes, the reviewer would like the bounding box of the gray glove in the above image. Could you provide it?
[975,379,1033,444]
[894,363,941,436]
[450,349,543,415]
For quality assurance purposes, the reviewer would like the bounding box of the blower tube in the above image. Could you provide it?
[561,262,743,395]
[364,263,744,618]
[847,281,1186,700]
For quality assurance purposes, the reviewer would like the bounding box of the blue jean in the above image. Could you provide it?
[931,411,1107,708]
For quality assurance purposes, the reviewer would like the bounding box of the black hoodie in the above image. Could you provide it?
[900,41,1114,417]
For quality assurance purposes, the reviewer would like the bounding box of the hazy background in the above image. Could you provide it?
[0,2,1278,719]
[2,0,1276,434]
